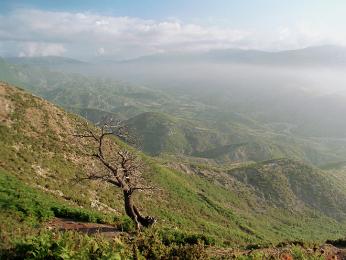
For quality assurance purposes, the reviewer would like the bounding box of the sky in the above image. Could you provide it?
[1,0,346,60]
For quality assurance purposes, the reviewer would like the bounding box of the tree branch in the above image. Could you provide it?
[73,133,97,141]
[131,186,156,191]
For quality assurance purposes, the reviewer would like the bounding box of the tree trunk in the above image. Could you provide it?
[133,205,156,227]
[123,189,140,230]
[123,189,156,230]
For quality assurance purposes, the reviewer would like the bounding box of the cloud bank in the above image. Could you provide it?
[0,9,344,60]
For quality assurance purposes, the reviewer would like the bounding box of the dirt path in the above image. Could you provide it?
[46,218,123,238]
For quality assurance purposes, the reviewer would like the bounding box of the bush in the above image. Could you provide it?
[290,245,324,260]
[169,243,208,260]
[135,232,170,259]
[2,230,209,259]
[3,231,130,259]
[159,229,215,246]
[326,238,346,247]
[291,246,306,260]
[134,231,209,260]
[118,216,135,232]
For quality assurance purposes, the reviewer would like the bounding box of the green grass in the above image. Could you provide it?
[0,169,211,259]
[0,169,113,227]
[0,168,124,253]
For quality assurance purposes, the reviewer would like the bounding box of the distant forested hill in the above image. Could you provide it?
[1,57,346,166]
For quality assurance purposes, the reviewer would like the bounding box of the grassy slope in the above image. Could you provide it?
[229,159,346,219]
[1,81,346,249]
[0,169,117,247]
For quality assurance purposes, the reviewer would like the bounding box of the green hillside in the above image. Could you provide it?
[2,81,346,258]
[124,110,344,167]
[125,111,289,160]
[229,159,346,219]
[125,112,191,155]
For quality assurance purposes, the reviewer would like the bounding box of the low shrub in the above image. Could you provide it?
[2,231,130,259]
[134,231,209,259]
[159,228,216,246]
[326,238,346,247]
[118,216,135,232]
[2,230,209,259]
[169,243,208,259]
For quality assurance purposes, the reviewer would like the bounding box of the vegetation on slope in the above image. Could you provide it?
[229,159,346,219]
[0,169,211,259]
[1,58,346,166]
[1,81,346,248]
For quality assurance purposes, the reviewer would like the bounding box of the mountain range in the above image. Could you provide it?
[1,56,346,166]
[2,45,346,257]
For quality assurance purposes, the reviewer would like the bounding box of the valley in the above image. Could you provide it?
[2,47,346,259]
[3,1,346,258]
[1,66,346,257]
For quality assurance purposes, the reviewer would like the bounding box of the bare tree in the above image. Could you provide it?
[74,120,156,230]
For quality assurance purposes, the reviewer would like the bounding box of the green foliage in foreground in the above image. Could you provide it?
[2,232,128,260]
[236,247,324,260]
[1,230,211,260]
[2,230,334,259]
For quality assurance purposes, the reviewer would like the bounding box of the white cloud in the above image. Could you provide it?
[272,24,330,50]
[0,9,345,59]
[0,9,250,59]
[97,47,105,55]
[18,42,66,57]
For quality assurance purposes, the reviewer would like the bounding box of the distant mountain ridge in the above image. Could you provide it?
[4,56,87,66]
[3,45,346,67]
[120,45,346,66]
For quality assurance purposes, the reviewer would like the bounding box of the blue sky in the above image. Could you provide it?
[0,0,345,59]
[1,0,345,27]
